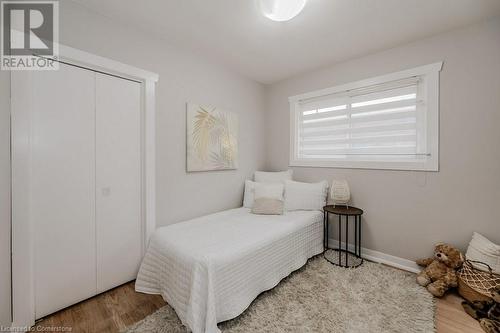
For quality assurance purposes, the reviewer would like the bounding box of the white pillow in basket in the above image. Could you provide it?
[466,232,500,274]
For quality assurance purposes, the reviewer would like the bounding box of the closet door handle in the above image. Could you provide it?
[101,187,111,196]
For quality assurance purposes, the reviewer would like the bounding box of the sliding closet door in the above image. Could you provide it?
[33,63,97,318]
[95,74,142,293]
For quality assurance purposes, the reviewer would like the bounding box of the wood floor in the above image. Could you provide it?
[437,293,483,333]
[36,282,165,332]
[36,281,483,333]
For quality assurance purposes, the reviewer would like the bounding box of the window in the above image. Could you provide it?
[289,62,442,171]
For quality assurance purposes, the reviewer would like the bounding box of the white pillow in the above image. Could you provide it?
[254,170,293,184]
[243,181,285,208]
[466,232,500,274]
[254,182,284,200]
[243,180,256,208]
[251,183,284,215]
[284,180,328,211]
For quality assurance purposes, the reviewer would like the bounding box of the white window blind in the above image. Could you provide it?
[289,62,442,171]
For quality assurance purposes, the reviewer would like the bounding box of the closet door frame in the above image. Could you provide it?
[11,43,159,329]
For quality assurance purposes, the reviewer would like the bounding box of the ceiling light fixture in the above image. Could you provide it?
[258,0,307,22]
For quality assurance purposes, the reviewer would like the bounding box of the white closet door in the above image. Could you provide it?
[95,74,142,293]
[33,63,97,318]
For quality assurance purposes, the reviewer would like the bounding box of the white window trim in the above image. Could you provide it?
[289,62,443,171]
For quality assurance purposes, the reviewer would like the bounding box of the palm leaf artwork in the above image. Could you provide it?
[210,152,228,169]
[192,106,216,161]
[187,103,238,171]
[210,111,228,146]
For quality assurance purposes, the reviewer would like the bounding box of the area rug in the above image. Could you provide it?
[124,256,435,333]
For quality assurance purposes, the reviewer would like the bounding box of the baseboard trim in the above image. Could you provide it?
[328,238,421,273]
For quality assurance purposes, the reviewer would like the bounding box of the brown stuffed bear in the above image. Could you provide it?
[416,243,464,297]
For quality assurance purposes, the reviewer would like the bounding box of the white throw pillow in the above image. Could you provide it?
[243,181,285,208]
[254,183,284,200]
[243,180,257,208]
[284,180,328,211]
[254,170,293,184]
[251,183,284,215]
[466,232,500,274]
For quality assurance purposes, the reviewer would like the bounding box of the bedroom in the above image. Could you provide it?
[1,0,499,332]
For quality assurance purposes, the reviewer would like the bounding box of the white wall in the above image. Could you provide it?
[265,17,500,260]
[0,69,11,326]
[59,1,267,226]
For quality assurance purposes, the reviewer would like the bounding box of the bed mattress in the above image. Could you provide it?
[135,207,323,333]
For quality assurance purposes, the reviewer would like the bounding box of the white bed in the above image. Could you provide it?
[135,207,324,333]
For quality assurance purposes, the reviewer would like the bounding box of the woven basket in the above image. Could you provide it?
[458,260,500,303]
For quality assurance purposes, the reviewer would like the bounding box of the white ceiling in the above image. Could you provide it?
[71,0,500,84]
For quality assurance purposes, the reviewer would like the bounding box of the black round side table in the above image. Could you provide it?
[323,205,364,268]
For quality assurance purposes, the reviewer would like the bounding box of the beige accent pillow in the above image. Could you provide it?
[251,198,284,215]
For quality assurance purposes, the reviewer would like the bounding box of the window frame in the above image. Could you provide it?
[289,62,443,171]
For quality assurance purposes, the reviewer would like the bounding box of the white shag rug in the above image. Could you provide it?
[125,256,435,333]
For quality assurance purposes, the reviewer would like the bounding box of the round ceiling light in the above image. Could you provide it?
[258,0,307,22]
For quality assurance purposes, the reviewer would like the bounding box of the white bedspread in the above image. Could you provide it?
[135,207,323,333]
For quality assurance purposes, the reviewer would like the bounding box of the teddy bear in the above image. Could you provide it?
[415,243,464,297]
[462,285,500,333]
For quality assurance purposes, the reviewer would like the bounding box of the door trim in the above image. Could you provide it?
[11,43,158,329]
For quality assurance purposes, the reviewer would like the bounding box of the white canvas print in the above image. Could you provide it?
[187,103,239,171]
